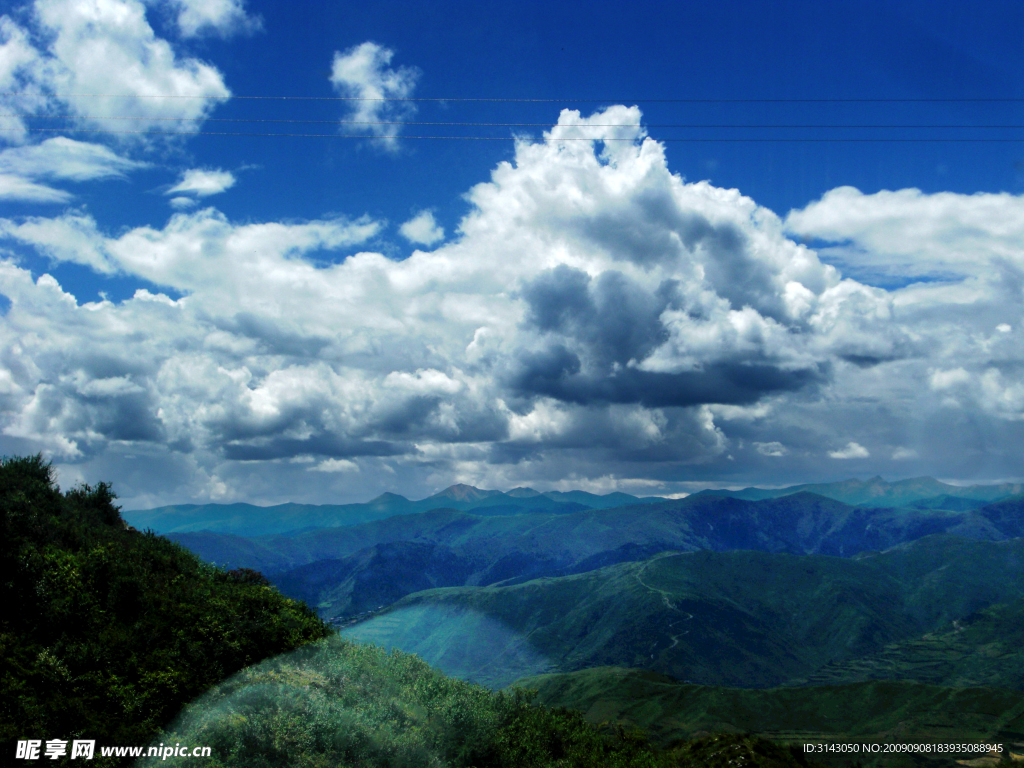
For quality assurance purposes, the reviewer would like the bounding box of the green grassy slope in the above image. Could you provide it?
[516,667,1024,751]
[271,541,480,621]
[342,549,912,688]
[856,535,1024,627]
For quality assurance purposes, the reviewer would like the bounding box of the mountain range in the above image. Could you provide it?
[166,491,1024,623]
[691,476,1024,508]
[123,483,664,536]
[124,476,1024,537]
[12,453,800,768]
[148,474,1024,758]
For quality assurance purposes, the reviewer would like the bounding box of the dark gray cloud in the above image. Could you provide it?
[516,264,823,408]
[522,266,671,364]
[508,352,825,408]
[86,390,165,443]
[223,435,411,462]
[214,312,331,358]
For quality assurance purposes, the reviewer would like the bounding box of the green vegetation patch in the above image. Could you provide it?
[518,667,1024,749]
[803,598,1024,689]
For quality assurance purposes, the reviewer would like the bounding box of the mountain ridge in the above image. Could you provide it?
[694,475,1023,507]
[124,485,666,536]
[126,476,1023,537]
[168,493,1024,597]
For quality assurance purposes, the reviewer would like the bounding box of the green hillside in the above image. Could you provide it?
[856,535,1024,627]
[271,541,480,621]
[342,549,913,688]
[342,538,1024,689]
[162,492,1024,636]
[800,598,1024,689]
[0,455,330,763]
[517,667,1024,757]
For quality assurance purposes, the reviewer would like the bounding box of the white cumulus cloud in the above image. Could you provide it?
[0,16,49,142]
[309,458,359,473]
[754,441,787,457]
[0,137,146,202]
[785,186,1024,283]
[166,168,236,198]
[0,137,146,180]
[399,210,444,246]
[164,0,261,38]
[168,196,197,210]
[0,173,71,202]
[0,0,230,141]
[829,442,870,459]
[0,137,146,201]
[330,41,420,150]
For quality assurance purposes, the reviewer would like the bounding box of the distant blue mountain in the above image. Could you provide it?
[692,476,1022,508]
[127,476,1022,540]
[123,483,665,536]
[169,492,1024,598]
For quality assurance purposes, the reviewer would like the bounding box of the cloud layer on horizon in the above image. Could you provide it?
[0,105,1021,507]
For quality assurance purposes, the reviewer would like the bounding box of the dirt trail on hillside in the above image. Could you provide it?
[634,555,694,653]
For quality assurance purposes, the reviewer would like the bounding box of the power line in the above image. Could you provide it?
[3,127,1021,142]
[4,114,1024,129]
[3,93,1024,103]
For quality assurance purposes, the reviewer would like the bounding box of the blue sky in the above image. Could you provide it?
[0,0,1023,507]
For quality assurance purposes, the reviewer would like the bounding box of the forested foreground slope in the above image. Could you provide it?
[0,455,332,763]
